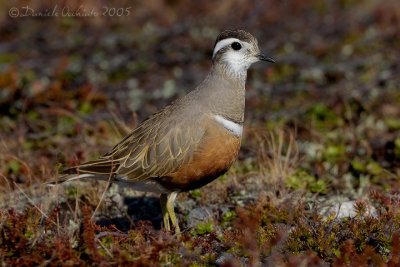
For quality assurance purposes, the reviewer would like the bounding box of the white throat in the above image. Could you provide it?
[213,38,255,78]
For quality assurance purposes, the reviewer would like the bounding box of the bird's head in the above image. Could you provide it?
[212,29,274,76]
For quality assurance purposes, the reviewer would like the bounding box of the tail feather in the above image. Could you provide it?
[63,159,120,175]
[47,158,120,187]
[47,173,104,186]
[46,173,148,189]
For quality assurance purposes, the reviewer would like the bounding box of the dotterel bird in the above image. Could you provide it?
[55,29,274,233]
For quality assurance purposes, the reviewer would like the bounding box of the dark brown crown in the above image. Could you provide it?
[214,29,256,48]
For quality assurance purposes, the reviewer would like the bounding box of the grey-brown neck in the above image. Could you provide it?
[212,62,248,87]
[195,62,247,124]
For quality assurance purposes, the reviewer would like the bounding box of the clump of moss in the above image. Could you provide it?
[285,191,400,263]
[286,169,328,194]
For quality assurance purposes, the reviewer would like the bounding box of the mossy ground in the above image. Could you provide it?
[1,0,400,266]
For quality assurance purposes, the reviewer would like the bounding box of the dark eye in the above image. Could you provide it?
[231,42,242,50]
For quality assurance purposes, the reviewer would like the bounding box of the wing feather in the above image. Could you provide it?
[65,101,206,182]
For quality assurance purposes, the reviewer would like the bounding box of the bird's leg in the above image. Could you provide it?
[166,192,180,234]
[160,193,170,231]
[160,192,180,234]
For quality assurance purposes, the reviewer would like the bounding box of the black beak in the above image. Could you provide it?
[257,54,275,63]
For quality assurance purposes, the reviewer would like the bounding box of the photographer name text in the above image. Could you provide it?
[9,5,132,18]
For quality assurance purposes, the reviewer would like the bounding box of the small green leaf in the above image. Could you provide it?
[351,159,366,172]
[366,161,383,175]
[323,145,346,162]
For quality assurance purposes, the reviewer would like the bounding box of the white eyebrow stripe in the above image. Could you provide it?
[212,38,242,58]
[213,115,243,137]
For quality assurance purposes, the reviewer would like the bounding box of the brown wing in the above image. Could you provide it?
[69,107,206,181]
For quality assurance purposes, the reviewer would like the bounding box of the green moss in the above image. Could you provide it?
[257,226,277,245]
[286,170,315,190]
[351,159,383,176]
[351,159,366,172]
[384,118,400,130]
[323,144,346,162]
[189,263,207,267]
[309,180,327,194]
[6,160,21,174]
[222,210,236,226]
[189,189,202,200]
[160,253,182,265]
[286,170,327,194]
[65,186,79,199]
[191,221,214,236]
[79,101,93,114]
[366,161,383,176]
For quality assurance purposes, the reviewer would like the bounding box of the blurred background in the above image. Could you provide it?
[0,0,400,264]
[0,0,399,200]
